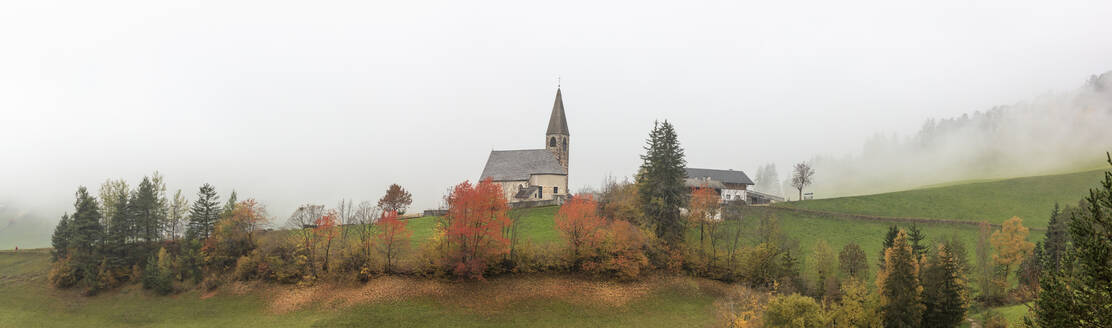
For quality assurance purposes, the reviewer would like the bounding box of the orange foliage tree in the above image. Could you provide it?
[314,210,339,273]
[555,195,606,264]
[376,211,411,273]
[444,178,512,279]
[582,219,650,280]
[688,186,721,252]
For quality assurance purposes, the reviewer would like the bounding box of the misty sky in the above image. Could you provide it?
[3,0,1112,222]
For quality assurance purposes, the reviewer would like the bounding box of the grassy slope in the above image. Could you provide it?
[778,169,1106,228]
[0,250,720,328]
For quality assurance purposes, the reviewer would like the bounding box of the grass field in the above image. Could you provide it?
[778,169,1106,228]
[0,249,727,328]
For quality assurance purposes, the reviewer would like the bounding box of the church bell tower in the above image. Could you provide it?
[545,87,570,173]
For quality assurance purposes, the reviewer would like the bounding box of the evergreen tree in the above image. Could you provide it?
[880,224,900,269]
[1041,203,1069,272]
[921,244,967,328]
[222,190,238,218]
[69,187,104,286]
[132,177,165,243]
[908,224,927,259]
[186,184,221,241]
[1032,153,1112,327]
[636,120,688,246]
[50,213,72,261]
[104,188,132,269]
[879,230,925,328]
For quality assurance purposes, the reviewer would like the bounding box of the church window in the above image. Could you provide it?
[549,137,556,147]
[562,138,567,148]
[554,186,558,194]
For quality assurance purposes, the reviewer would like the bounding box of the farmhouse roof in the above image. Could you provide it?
[480,149,567,181]
[684,168,755,186]
[546,88,569,135]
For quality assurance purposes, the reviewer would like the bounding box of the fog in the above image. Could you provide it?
[3,0,1112,247]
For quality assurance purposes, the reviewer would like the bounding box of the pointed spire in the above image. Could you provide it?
[546,88,569,135]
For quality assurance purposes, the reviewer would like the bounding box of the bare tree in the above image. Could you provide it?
[353,201,379,258]
[336,199,354,241]
[791,162,815,201]
[287,204,325,273]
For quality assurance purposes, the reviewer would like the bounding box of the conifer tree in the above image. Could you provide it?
[1041,203,1069,272]
[104,188,132,269]
[69,187,104,285]
[50,213,72,261]
[132,177,166,243]
[907,224,927,259]
[878,230,924,328]
[186,184,221,241]
[879,224,899,269]
[921,243,967,328]
[636,120,688,246]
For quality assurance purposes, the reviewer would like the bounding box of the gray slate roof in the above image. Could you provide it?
[684,168,755,185]
[481,149,567,181]
[546,88,569,135]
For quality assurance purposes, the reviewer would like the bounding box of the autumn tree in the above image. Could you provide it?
[829,278,882,328]
[688,186,720,256]
[315,210,339,273]
[990,216,1034,288]
[376,211,411,273]
[555,195,606,266]
[763,294,827,328]
[637,120,688,247]
[444,178,512,279]
[378,184,414,215]
[790,162,815,201]
[212,198,268,264]
[839,242,869,280]
[878,230,924,328]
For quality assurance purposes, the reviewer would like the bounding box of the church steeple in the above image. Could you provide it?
[545,87,569,172]
[546,88,569,136]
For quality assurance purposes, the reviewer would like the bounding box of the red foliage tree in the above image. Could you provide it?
[555,195,606,264]
[314,210,339,273]
[376,211,411,273]
[444,178,511,279]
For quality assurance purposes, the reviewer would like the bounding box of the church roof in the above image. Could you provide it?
[546,88,569,135]
[684,168,755,185]
[480,149,567,181]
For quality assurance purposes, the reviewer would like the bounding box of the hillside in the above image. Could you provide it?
[778,169,1106,228]
[0,249,731,328]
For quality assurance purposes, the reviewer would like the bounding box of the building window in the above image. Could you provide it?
[562,138,567,148]
[549,137,556,147]
[538,188,543,199]
[554,186,559,194]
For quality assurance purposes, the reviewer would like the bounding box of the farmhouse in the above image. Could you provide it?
[684,167,783,204]
[479,88,570,205]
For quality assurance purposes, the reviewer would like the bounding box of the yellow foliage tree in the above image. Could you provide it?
[989,216,1034,283]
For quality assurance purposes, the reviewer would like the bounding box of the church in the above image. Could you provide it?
[479,88,570,205]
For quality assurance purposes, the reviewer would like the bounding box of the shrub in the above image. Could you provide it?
[48,256,79,288]
[581,220,651,280]
[763,293,827,328]
[983,310,1008,328]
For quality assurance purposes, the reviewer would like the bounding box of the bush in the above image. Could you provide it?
[48,256,79,288]
[983,310,1008,328]
[580,220,651,280]
[763,293,827,328]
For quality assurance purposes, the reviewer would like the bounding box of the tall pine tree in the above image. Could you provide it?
[50,213,72,261]
[879,230,925,328]
[132,177,165,243]
[921,243,967,328]
[69,187,104,285]
[636,120,688,247]
[186,184,221,241]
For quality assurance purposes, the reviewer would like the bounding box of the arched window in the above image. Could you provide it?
[562,138,567,148]
[549,137,557,147]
